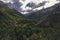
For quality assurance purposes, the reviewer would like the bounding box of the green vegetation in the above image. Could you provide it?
[0,1,60,40]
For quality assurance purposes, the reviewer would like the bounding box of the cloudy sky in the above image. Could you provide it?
[0,0,60,14]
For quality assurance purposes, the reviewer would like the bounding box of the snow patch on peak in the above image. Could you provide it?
[0,0,60,15]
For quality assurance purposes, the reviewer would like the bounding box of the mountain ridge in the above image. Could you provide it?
[0,1,24,17]
[26,3,60,19]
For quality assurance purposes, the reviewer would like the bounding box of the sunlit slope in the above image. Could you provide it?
[0,1,23,17]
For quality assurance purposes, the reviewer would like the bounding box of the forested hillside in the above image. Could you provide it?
[0,1,60,40]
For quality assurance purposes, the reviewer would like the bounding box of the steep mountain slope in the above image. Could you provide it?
[0,1,60,40]
[27,3,60,20]
[0,1,23,17]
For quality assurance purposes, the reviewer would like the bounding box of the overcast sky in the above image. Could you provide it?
[0,0,60,14]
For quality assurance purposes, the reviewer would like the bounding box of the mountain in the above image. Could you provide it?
[26,3,60,20]
[1,0,59,14]
[0,1,23,17]
[7,1,22,11]
[0,1,60,40]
